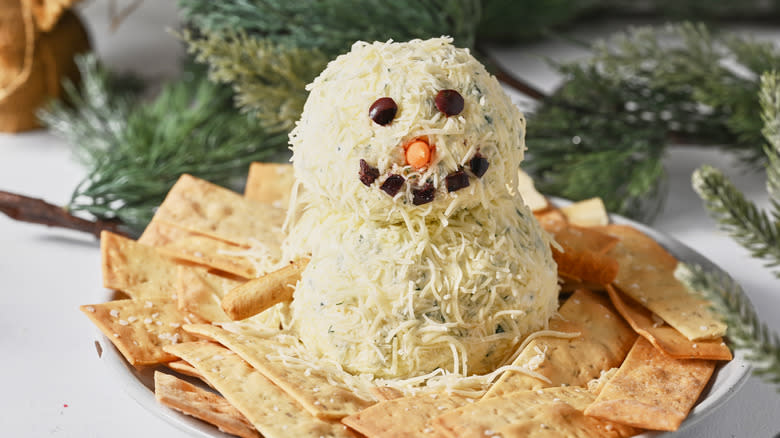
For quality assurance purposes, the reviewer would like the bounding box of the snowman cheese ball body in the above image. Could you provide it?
[283,38,558,379]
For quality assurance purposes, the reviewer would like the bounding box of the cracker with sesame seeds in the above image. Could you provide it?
[597,224,727,341]
[548,223,620,287]
[584,337,716,431]
[152,174,287,248]
[139,220,264,280]
[368,386,405,401]
[154,371,260,438]
[433,386,639,438]
[137,216,192,247]
[534,208,568,233]
[183,323,374,420]
[485,290,636,398]
[100,230,179,299]
[244,162,295,209]
[163,341,358,438]
[342,391,469,438]
[176,266,244,323]
[80,299,198,367]
[606,285,732,361]
[157,235,262,280]
[552,226,618,286]
[165,360,207,382]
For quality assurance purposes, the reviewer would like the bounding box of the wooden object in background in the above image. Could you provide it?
[0,0,90,133]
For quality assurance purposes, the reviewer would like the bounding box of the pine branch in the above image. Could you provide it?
[692,165,780,275]
[760,72,780,222]
[178,0,482,53]
[38,55,289,235]
[38,55,144,167]
[692,72,780,276]
[179,29,329,132]
[676,264,780,388]
[0,190,129,238]
[526,22,780,221]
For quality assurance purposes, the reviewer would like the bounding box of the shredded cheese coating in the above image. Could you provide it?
[277,38,559,384]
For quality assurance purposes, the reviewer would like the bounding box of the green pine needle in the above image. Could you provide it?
[178,0,482,53]
[527,23,780,222]
[38,55,289,235]
[179,29,330,132]
[693,165,780,273]
[676,264,780,388]
[759,72,780,221]
[692,71,780,276]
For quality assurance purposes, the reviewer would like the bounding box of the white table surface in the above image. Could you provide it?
[1,3,778,437]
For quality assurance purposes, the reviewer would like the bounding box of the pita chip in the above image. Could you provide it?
[584,337,716,431]
[164,341,357,437]
[154,371,259,438]
[244,162,295,208]
[607,285,732,360]
[486,290,636,398]
[598,224,726,340]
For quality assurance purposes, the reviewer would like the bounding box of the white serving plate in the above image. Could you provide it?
[92,208,751,437]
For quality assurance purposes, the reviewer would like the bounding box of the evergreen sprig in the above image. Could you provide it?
[178,0,483,132]
[38,55,288,235]
[179,29,329,131]
[178,0,482,52]
[526,23,780,222]
[693,72,780,276]
[676,263,780,388]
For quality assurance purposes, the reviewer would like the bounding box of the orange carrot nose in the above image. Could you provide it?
[405,139,433,169]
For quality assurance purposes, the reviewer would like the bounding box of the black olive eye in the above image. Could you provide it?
[435,89,464,116]
[470,153,489,177]
[369,97,398,125]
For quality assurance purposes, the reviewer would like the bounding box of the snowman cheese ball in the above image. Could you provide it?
[283,37,558,379]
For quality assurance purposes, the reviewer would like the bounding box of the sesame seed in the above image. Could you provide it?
[109,309,119,318]
[118,320,129,326]
[144,301,153,308]
[85,306,96,313]
[127,316,138,323]
[144,318,153,324]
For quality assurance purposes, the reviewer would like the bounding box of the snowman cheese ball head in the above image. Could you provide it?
[285,38,558,379]
[289,37,526,223]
